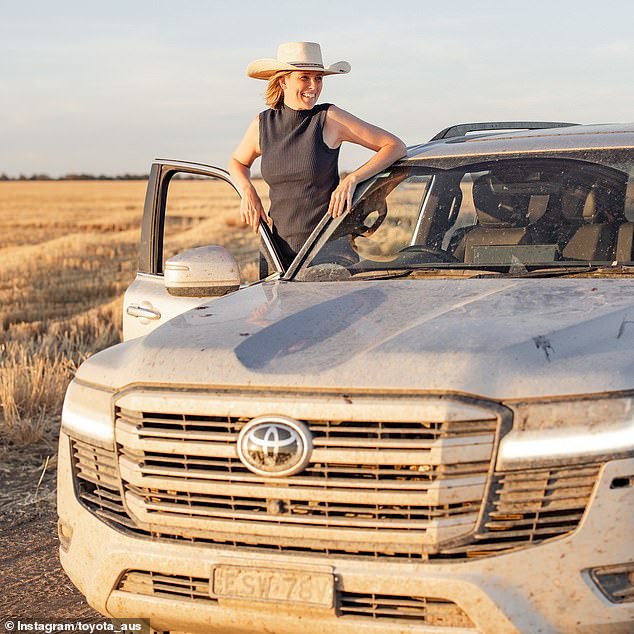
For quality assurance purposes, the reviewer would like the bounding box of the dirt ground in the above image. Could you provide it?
[0,428,103,625]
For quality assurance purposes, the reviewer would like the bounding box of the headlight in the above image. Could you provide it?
[498,394,634,469]
[61,379,115,448]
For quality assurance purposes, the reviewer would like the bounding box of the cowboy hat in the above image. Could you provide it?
[247,42,351,80]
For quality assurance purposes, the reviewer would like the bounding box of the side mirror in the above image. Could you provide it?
[165,246,240,297]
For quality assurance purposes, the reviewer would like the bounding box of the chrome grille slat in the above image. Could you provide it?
[478,525,582,540]
[138,504,477,530]
[486,512,584,529]
[129,455,488,488]
[74,447,118,465]
[126,490,479,529]
[74,469,120,490]
[81,492,126,514]
[120,461,486,505]
[311,435,494,449]
[310,420,497,437]
[498,465,599,480]
[124,501,466,548]
[94,508,139,530]
[140,429,239,443]
[494,498,594,511]
[440,540,530,555]
[306,462,490,477]
[82,486,122,504]
[495,483,596,496]
[126,485,477,520]
[134,453,491,479]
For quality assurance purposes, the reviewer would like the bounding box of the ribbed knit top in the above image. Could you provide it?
[260,103,340,260]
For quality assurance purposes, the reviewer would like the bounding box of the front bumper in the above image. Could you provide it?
[57,431,634,633]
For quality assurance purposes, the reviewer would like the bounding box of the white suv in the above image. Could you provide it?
[58,122,634,633]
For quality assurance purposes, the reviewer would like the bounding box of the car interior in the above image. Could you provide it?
[303,157,633,276]
[446,161,630,264]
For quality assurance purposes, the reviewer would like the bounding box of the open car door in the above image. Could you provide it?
[123,160,283,340]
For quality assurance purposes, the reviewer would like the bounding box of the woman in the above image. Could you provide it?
[229,42,406,271]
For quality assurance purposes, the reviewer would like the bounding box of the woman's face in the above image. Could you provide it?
[280,71,323,110]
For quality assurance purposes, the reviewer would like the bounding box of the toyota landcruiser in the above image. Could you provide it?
[58,122,634,633]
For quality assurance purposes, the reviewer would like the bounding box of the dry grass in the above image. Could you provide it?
[161,178,268,282]
[0,180,267,446]
[0,299,122,444]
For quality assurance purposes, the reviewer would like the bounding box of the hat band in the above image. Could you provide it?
[288,62,324,69]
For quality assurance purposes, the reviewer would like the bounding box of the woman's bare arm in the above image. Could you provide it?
[324,106,406,217]
[228,116,266,232]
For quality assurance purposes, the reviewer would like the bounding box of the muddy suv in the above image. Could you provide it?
[58,122,634,633]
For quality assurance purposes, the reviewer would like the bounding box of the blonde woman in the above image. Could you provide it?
[229,42,406,271]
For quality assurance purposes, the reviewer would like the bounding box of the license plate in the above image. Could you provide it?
[212,565,334,608]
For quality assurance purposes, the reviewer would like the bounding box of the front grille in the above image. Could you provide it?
[116,570,474,627]
[117,570,215,604]
[72,439,136,530]
[114,405,499,556]
[441,464,601,558]
[339,592,474,626]
[70,395,600,560]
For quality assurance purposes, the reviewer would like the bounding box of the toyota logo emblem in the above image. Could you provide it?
[237,416,312,477]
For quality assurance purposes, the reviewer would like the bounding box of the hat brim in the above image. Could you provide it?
[247,59,351,80]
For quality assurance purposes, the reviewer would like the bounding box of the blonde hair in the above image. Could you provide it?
[265,71,291,109]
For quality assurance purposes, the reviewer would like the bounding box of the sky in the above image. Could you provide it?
[1,0,633,177]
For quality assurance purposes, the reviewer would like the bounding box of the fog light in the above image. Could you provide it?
[58,519,73,551]
[589,563,634,603]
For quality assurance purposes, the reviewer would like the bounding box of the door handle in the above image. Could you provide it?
[126,304,161,320]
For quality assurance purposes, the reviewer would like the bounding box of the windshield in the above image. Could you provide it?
[295,153,634,281]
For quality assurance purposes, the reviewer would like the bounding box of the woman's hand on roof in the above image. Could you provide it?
[324,106,406,218]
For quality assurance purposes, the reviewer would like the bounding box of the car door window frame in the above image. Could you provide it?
[138,159,284,276]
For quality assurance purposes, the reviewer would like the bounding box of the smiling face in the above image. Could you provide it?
[280,71,324,110]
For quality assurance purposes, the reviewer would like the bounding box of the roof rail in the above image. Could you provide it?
[429,121,579,141]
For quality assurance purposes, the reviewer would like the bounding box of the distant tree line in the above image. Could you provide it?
[0,172,150,181]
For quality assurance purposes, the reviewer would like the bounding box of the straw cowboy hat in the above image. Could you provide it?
[247,42,351,80]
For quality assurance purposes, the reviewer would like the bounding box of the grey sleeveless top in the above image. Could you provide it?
[259,103,340,262]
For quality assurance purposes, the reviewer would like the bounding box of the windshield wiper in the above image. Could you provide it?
[303,263,634,282]
[506,266,598,278]
[483,264,634,278]
[347,268,416,280]
[348,265,507,280]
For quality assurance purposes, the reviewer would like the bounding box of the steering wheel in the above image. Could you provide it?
[398,245,459,263]
[351,202,388,238]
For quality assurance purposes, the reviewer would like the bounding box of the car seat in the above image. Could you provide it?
[452,173,531,263]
